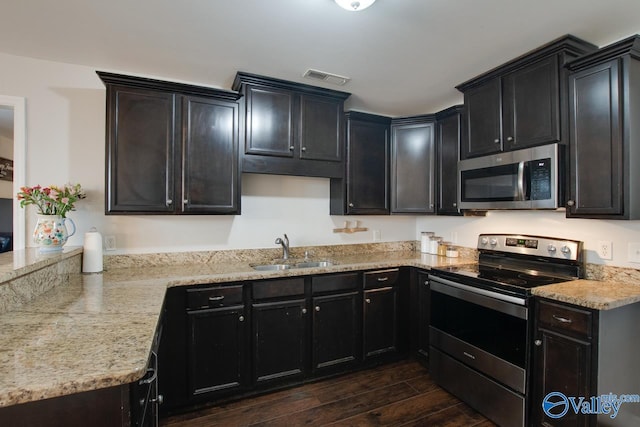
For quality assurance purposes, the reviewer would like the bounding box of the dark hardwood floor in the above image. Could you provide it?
[161,360,496,426]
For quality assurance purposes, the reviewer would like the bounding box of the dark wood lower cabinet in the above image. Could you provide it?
[363,286,398,360]
[252,299,308,386]
[159,268,410,416]
[312,291,361,374]
[416,271,430,364]
[187,305,247,398]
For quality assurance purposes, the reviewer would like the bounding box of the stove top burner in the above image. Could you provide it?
[429,234,583,299]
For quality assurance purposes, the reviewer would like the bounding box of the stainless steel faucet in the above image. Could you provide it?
[275,234,290,260]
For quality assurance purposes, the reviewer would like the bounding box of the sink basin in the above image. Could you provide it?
[251,260,335,271]
[251,264,293,271]
[295,261,334,268]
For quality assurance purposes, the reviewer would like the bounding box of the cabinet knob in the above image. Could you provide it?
[301,147,307,152]
[302,308,307,314]
[239,315,245,322]
[453,202,457,207]
[183,199,188,204]
[289,146,295,151]
[429,204,434,209]
[315,306,320,312]
[534,339,542,346]
[567,200,575,207]
[151,394,163,405]
[365,298,371,304]
[349,203,354,208]
[166,199,173,206]
[494,138,500,144]
[506,136,514,142]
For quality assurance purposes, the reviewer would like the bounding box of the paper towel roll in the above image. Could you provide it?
[82,228,103,273]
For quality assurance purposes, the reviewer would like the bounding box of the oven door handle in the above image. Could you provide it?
[428,275,527,320]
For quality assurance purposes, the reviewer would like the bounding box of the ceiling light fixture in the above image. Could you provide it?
[334,0,376,12]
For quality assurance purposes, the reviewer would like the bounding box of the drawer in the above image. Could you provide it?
[312,272,359,294]
[537,299,593,338]
[186,284,243,310]
[364,268,400,289]
[252,277,305,300]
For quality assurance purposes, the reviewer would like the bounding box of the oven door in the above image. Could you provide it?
[428,275,528,393]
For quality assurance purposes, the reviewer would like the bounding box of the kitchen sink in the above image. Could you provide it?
[294,261,334,268]
[251,260,335,271]
[251,264,292,271]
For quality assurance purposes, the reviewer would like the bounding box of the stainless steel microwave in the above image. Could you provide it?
[458,144,563,210]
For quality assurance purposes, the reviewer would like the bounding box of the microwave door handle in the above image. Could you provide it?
[517,161,525,201]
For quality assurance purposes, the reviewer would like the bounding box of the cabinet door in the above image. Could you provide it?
[363,286,398,360]
[347,118,390,214]
[182,96,240,213]
[187,305,246,398]
[244,85,295,157]
[436,111,462,215]
[503,56,560,151]
[312,292,361,375]
[567,59,623,217]
[299,94,343,162]
[391,121,435,213]
[462,78,502,159]
[252,299,308,385]
[106,86,177,213]
[416,273,430,363]
[531,330,593,426]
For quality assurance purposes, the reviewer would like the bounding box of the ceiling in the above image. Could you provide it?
[1,0,639,117]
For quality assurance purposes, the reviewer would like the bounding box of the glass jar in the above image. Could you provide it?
[420,231,434,253]
[429,236,442,254]
[446,245,459,258]
[438,241,449,257]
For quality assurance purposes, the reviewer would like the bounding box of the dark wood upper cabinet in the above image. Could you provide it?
[98,72,242,215]
[330,111,391,215]
[566,35,640,219]
[390,115,436,214]
[232,72,350,178]
[435,106,463,215]
[456,35,597,160]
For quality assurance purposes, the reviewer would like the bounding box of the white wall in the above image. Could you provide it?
[416,211,640,268]
[0,52,415,254]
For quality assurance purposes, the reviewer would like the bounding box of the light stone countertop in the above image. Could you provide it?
[531,279,640,310]
[0,250,473,408]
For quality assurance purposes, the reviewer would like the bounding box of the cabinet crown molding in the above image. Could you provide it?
[455,34,597,92]
[96,71,242,100]
[232,71,351,100]
[567,34,640,71]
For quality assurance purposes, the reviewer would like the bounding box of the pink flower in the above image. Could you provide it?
[61,197,70,205]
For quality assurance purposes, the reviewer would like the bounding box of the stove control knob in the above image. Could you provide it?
[489,238,498,247]
[547,245,557,254]
[561,245,571,255]
[480,237,489,246]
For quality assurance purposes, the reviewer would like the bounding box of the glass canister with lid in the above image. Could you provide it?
[429,236,442,254]
[420,231,434,253]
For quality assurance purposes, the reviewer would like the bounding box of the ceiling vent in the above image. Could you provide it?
[303,69,351,86]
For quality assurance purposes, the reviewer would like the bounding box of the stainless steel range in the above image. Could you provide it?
[427,234,584,427]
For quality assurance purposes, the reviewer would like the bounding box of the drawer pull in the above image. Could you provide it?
[365,298,371,304]
[208,296,225,302]
[534,339,542,346]
[239,315,245,322]
[377,277,389,282]
[463,351,476,360]
[552,314,572,324]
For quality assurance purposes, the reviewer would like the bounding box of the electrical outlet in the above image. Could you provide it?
[597,240,612,260]
[104,235,116,251]
[628,243,640,263]
[372,230,381,242]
